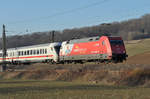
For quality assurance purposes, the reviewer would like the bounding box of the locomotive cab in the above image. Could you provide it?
[108,37,128,62]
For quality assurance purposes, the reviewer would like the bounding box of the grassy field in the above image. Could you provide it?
[125,38,150,57]
[0,80,149,99]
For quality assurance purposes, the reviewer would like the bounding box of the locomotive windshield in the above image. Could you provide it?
[110,40,123,45]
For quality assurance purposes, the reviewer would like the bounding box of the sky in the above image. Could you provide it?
[0,0,150,36]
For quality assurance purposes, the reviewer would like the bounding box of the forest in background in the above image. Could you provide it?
[1,14,150,48]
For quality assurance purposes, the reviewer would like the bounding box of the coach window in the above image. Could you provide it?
[18,51,20,56]
[24,51,26,55]
[33,50,36,55]
[37,50,39,55]
[27,50,29,55]
[45,49,47,54]
[42,49,44,54]
[21,51,23,56]
[36,50,40,54]
[40,49,42,54]
[40,49,43,54]
[19,51,21,56]
[43,49,45,54]
[29,50,32,55]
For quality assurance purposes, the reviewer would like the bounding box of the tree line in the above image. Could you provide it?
[1,14,150,48]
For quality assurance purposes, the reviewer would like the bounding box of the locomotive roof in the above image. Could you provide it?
[66,36,100,44]
[7,42,61,51]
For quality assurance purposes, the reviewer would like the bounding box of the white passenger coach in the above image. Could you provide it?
[0,42,61,64]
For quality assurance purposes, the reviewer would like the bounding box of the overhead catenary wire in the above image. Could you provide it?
[7,0,111,25]
[3,0,112,36]
[85,6,150,25]
[5,0,150,36]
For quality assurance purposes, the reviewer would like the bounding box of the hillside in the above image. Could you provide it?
[125,38,150,57]
[125,38,150,64]
[127,51,150,64]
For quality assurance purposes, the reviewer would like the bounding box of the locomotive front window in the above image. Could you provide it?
[110,40,123,45]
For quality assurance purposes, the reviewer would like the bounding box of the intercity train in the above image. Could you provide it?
[0,36,128,64]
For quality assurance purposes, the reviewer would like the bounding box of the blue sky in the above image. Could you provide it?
[0,0,150,35]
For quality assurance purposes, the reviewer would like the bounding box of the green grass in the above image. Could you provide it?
[0,80,149,99]
[125,39,150,57]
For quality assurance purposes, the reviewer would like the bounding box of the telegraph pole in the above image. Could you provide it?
[51,31,55,43]
[1,24,7,72]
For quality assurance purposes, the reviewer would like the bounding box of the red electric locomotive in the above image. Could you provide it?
[59,36,128,63]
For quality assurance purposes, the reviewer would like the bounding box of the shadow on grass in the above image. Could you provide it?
[0,80,44,84]
[0,83,130,94]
